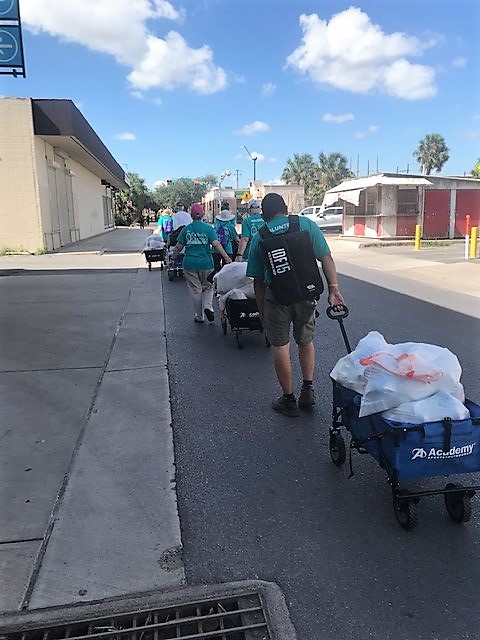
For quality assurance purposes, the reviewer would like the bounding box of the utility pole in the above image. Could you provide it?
[235,169,242,190]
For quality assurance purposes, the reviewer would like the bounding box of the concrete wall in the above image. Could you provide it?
[0,98,44,252]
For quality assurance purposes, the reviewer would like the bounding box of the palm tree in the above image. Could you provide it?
[281,153,319,204]
[318,152,354,191]
[413,133,450,175]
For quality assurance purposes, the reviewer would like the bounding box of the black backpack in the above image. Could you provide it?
[259,215,324,305]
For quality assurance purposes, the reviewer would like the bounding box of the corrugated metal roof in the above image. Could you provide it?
[326,174,432,193]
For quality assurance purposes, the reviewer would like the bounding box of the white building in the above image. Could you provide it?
[0,98,128,253]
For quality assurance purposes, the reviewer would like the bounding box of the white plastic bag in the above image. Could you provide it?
[214,262,252,294]
[381,391,470,423]
[330,331,388,394]
[359,343,464,417]
[330,331,465,417]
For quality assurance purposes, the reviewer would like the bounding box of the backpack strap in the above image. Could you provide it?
[288,215,300,232]
[258,223,271,239]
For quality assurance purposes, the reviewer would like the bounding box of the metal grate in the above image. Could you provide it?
[0,582,296,640]
[3,596,266,640]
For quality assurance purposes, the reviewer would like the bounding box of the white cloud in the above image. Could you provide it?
[234,121,269,136]
[354,124,379,138]
[262,82,277,97]
[286,7,437,100]
[22,0,227,95]
[452,56,467,68]
[322,112,354,123]
[114,132,136,140]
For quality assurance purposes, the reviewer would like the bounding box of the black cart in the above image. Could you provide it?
[221,298,270,349]
[144,248,167,271]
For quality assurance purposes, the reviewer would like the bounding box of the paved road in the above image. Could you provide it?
[163,243,480,640]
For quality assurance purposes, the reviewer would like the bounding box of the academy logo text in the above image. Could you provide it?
[411,444,475,460]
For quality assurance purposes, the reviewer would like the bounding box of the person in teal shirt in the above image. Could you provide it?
[235,198,265,262]
[157,208,173,242]
[247,193,345,417]
[212,203,239,273]
[169,203,232,323]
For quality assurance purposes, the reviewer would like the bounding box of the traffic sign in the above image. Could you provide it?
[476,162,480,173]
[0,27,21,66]
[0,0,19,20]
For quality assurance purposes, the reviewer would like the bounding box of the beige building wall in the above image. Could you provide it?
[72,161,108,238]
[0,98,43,252]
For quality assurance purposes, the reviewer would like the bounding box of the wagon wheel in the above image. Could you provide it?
[392,496,418,530]
[444,483,472,523]
[329,431,346,466]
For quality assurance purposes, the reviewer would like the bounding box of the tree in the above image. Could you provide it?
[318,152,354,191]
[151,176,211,211]
[413,133,450,175]
[316,152,354,203]
[114,171,156,226]
[470,158,480,179]
[281,153,319,205]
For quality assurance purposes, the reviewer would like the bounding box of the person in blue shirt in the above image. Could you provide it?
[213,202,239,273]
[169,203,232,323]
[235,198,264,262]
[247,193,345,417]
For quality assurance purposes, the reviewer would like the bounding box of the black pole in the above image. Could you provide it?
[253,158,257,181]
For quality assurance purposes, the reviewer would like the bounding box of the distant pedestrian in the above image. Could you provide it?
[235,198,263,262]
[246,193,345,417]
[138,215,145,229]
[157,208,174,242]
[213,202,239,273]
[168,203,232,323]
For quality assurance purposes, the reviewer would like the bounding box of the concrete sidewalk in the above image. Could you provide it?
[0,227,478,613]
[1,228,183,611]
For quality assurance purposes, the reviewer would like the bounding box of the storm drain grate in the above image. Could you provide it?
[0,582,296,640]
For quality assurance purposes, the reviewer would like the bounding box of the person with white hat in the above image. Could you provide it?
[213,202,240,273]
[235,198,264,262]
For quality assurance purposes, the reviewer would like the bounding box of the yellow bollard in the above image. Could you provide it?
[470,226,478,259]
[414,224,421,250]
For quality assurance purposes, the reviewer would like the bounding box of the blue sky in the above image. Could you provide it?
[1,0,479,189]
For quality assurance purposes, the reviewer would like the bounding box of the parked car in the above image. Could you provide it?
[299,206,343,232]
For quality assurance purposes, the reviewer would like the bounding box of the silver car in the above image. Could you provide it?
[299,206,343,232]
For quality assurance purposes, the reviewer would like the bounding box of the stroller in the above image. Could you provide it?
[327,305,480,530]
[166,250,184,281]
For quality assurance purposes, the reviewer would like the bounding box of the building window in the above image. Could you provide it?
[397,188,418,215]
[366,188,376,215]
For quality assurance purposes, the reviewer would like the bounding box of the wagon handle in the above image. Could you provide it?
[326,304,349,320]
[326,305,351,353]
